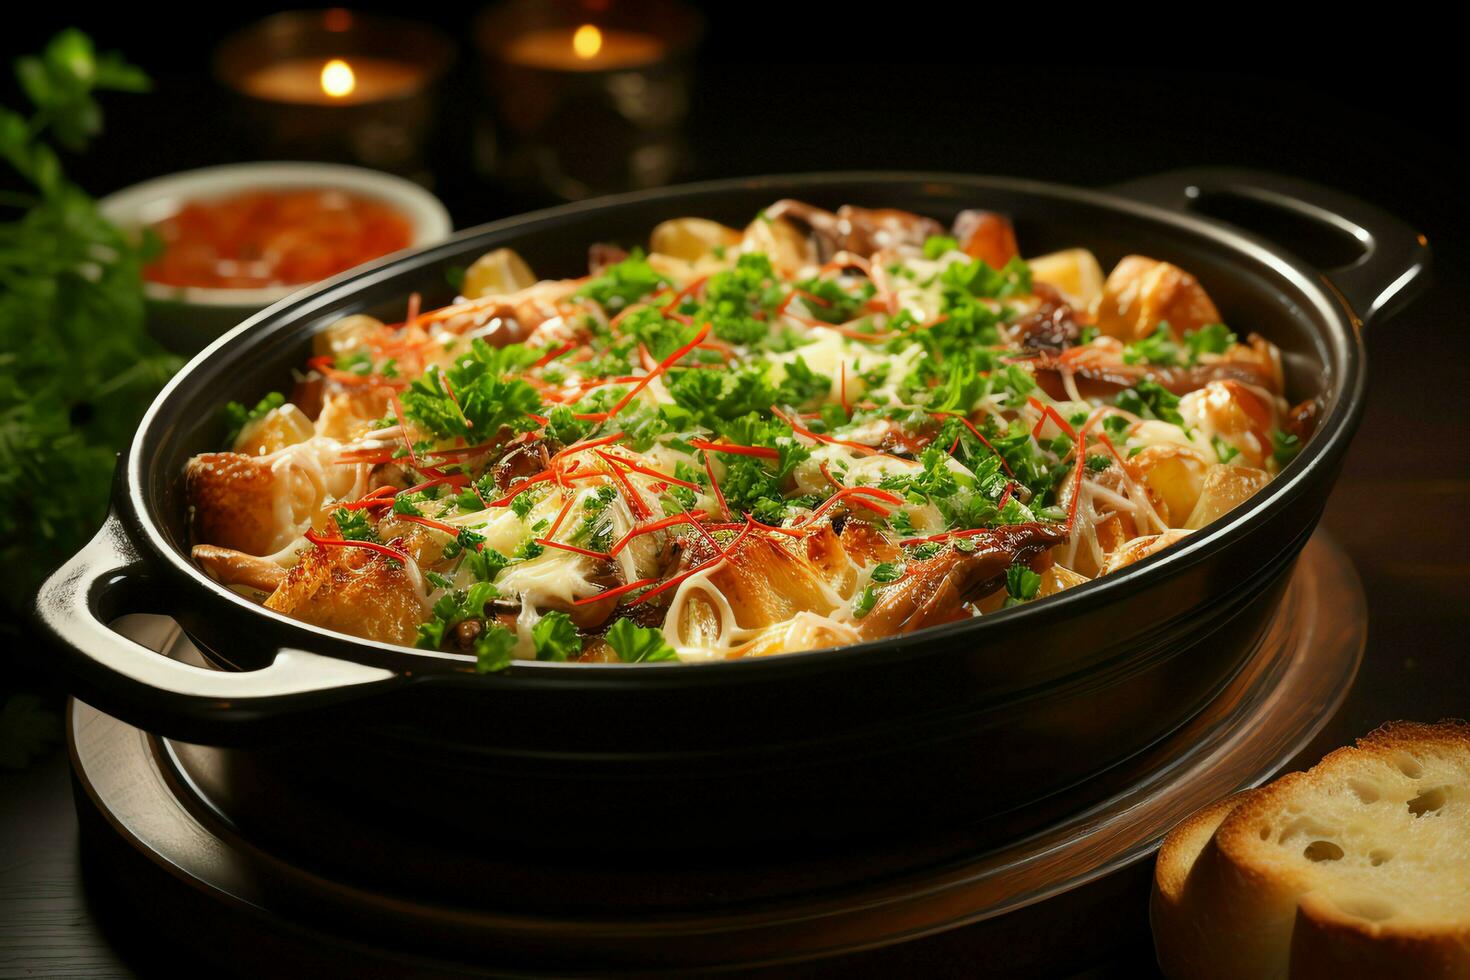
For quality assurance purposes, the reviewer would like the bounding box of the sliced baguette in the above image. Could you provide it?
[1152,720,1470,980]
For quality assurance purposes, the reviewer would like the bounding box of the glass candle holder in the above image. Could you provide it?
[215,9,455,179]
[475,0,703,199]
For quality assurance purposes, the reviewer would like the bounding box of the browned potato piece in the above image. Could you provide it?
[977,562,1090,613]
[264,536,424,647]
[315,388,394,442]
[462,248,536,299]
[233,404,314,456]
[312,314,384,359]
[1101,528,1193,575]
[1130,444,1212,527]
[742,215,816,276]
[1027,248,1105,311]
[1095,255,1222,341]
[952,209,1020,270]
[650,217,742,262]
[1184,465,1271,530]
[186,453,290,556]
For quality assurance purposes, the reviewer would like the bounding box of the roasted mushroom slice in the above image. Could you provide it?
[856,523,1068,639]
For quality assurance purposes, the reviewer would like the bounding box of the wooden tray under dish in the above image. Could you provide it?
[68,532,1366,977]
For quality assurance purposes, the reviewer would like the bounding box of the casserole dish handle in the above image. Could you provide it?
[1112,167,1430,326]
[34,512,401,738]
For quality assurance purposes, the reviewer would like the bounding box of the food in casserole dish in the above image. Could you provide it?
[185,202,1317,667]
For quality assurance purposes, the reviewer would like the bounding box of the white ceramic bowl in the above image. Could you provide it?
[99,161,453,352]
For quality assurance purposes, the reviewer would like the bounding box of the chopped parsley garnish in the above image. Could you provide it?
[1115,380,1185,427]
[1004,564,1043,605]
[605,619,678,663]
[576,249,669,310]
[474,624,517,673]
[922,235,959,259]
[223,392,284,443]
[331,507,376,542]
[1271,429,1302,469]
[531,611,582,662]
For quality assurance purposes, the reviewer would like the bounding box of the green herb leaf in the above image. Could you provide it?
[531,610,582,662]
[605,619,678,663]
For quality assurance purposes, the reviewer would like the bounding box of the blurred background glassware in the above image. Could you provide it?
[474,0,703,200]
[98,162,452,353]
[214,9,455,181]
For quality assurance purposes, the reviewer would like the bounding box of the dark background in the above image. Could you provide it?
[3,5,1467,978]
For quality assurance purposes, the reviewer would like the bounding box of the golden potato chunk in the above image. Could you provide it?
[461,248,536,300]
[265,536,424,647]
[1129,444,1212,528]
[952,209,1020,270]
[312,314,385,359]
[233,404,315,456]
[1027,248,1106,312]
[1101,528,1193,575]
[650,217,742,262]
[742,215,816,276]
[1184,465,1271,530]
[1095,255,1222,341]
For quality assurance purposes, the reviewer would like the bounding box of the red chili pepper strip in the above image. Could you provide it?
[627,521,756,608]
[702,453,730,520]
[609,512,712,556]
[771,405,886,457]
[423,443,498,460]
[606,322,712,420]
[929,411,1016,477]
[532,342,576,369]
[605,459,653,521]
[402,474,469,495]
[396,514,462,536]
[337,496,396,510]
[550,432,625,467]
[743,515,817,539]
[485,471,555,507]
[1027,397,1079,440]
[1067,423,1092,533]
[390,394,451,480]
[305,529,410,563]
[595,450,701,491]
[537,539,613,561]
[660,275,709,317]
[546,493,577,538]
[689,439,780,460]
[573,576,659,605]
[799,486,900,526]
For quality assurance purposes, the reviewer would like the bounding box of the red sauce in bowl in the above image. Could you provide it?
[142,189,414,290]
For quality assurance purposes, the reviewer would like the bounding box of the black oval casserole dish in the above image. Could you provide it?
[37,169,1428,846]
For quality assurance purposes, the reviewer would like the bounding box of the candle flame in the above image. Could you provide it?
[572,24,603,60]
[320,59,356,99]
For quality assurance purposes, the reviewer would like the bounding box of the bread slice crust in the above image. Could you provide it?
[1152,720,1470,980]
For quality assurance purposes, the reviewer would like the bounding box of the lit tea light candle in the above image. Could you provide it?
[216,10,454,174]
[240,54,425,106]
[504,22,665,72]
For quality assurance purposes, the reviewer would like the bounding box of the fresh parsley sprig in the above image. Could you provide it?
[0,31,178,611]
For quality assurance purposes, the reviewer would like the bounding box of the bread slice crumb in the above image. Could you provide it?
[1152,720,1470,979]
